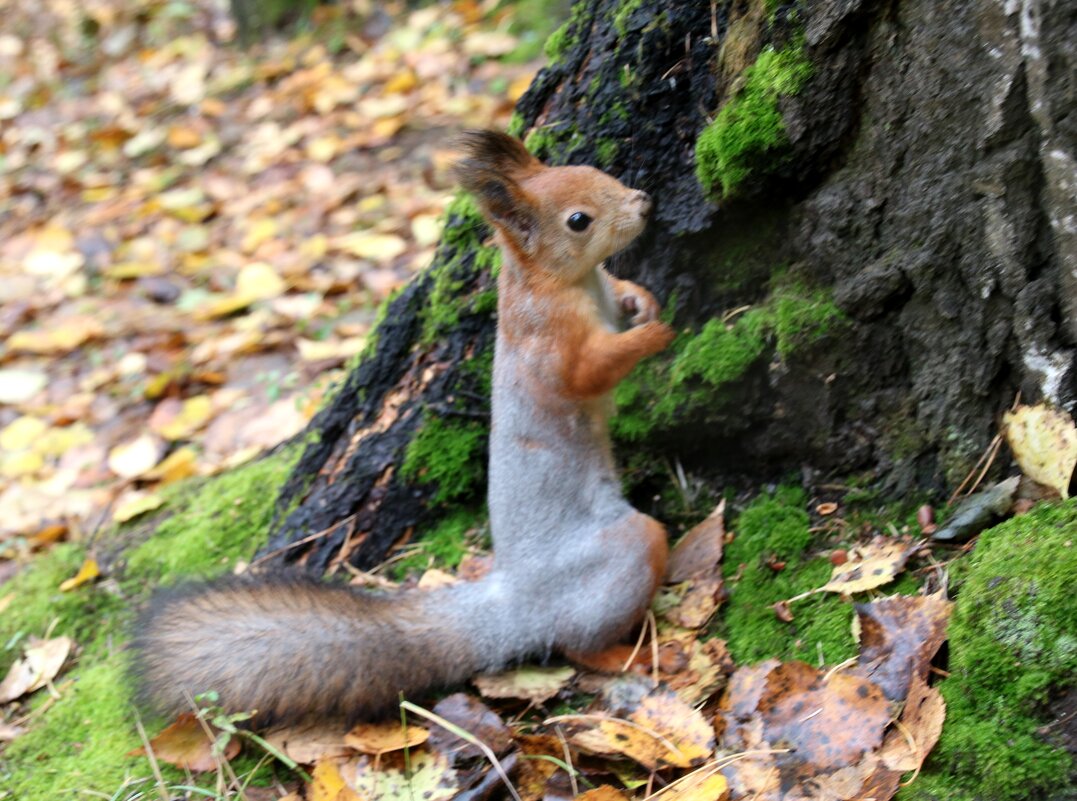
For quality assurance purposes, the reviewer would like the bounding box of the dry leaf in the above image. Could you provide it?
[823,536,919,594]
[235,261,286,300]
[347,750,457,801]
[135,713,240,772]
[659,771,730,801]
[879,674,946,772]
[334,232,408,262]
[473,665,574,704]
[308,759,362,801]
[0,636,74,702]
[143,446,199,484]
[1004,403,1077,498]
[155,395,214,440]
[59,558,100,591]
[264,723,352,764]
[854,593,952,702]
[425,693,511,764]
[113,490,165,522]
[667,500,725,583]
[107,434,164,479]
[344,721,429,755]
[0,369,47,404]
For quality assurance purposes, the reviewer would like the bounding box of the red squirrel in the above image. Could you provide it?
[133,131,674,724]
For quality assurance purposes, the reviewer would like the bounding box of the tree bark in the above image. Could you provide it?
[260,0,1076,571]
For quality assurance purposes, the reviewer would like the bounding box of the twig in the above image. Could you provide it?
[249,514,356,566]
[133,710,170,801]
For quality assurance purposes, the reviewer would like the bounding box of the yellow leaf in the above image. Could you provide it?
[113,491,165,523]
[410,214,442,248]
[60,559,100,591]
[308,760,361,801]
[195,293,255,320]
[0,369,47,404]
[822,536,919,594]
[104,262,165,279]
[167,125,202,149]
[334,232,408,263]
[508,72,535,102]
[241,219,278,254]
[143,447,199,484]
[384,70,418,94]
[1004,403,1077,498]
[660,771,730,801]
[1,416,48,451]
[297,337,366,364]
[473,666,574,703]
[8,317,103,355]
[235,262,286,301]
[306,135,340,163]
[108,434,164,478]
[0,450,44,478]
[157,396,214,441]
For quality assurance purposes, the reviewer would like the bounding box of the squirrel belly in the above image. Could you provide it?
[133,574,521,724]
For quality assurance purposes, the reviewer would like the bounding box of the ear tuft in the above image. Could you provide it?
[454,130,538,189]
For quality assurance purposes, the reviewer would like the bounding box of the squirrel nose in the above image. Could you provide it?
[635,191,652,216]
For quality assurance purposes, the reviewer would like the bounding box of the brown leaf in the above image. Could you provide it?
[347,750,457,801]
[135,713,240,772]
[344,720,429,755]
[576,788,631,801]
[667,500,725,582]
[264,723,351,764]
[426,693,511,764]
[665,577,724,629]
[879,674,946,773]
[854,593,951,702]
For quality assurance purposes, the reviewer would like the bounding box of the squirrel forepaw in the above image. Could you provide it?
[619,287,661,326]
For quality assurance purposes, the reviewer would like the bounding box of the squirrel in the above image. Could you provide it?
[132,130,674,725]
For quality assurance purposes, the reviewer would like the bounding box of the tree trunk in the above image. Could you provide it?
[260,0,1076,571]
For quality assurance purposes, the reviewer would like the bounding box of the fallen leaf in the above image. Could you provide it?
[473,665,574,704]
[235,261,286,300]
[822,536,920,594]
[107,433,165,478]
[0,369,47,404]
[113,490,165,522]
[667,500,725,582]
[879,674,946,773]
[425,693,511,764]
[59,558,100,591]
[665,577,724,629]
[576,788,631,801]
[344,720,429,755]
[143,446,199,484]
[264,724,352,764]
[0,636,74,702]
[308,759,362,801]
[0,722,26,742]
[347,750,457,801]
[155,395,214,441]
[137,713,240,772]
[334,231,408,262]
[7,316,103,355]
[660,771,730,801]
[1004,403,1077,497]
[297,337,366,364]
[854,593,951,702]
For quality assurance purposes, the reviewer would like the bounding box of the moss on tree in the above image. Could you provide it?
[695,41,812,198]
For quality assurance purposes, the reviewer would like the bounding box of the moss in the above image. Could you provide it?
[390,508,487,579]
[612,281,843,444]
[903,501,1077,801]
[695,41,812,198]
[595,138,619,168]
[719,486,862,666]
[612,0,644,35]
[1,652,142,801]
[123,449,299,585]
[543,2,588,63]
[400,415,486,505]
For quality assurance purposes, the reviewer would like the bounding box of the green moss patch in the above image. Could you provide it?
[719,486,859,665]
[612,281,843,443]
[390,507,488,579]
[0,449,299,799]
[695,41,812,198]
[123,448,299,585]
[401,415,486,505]
[904,501,1077,801]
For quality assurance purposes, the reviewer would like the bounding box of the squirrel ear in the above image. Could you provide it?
[456,129,539,177]
[465,172,539,255]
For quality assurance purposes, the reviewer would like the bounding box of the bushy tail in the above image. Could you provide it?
[132,575,514,725]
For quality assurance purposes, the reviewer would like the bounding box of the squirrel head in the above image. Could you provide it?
[455,130,651,282]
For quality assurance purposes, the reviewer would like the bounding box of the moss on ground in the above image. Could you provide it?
[389,508,489,579]
[0,449,298,800]
[612,280,843,443]
[901,500,1077,801]
[719,486,860,665]
[695,41,812,198]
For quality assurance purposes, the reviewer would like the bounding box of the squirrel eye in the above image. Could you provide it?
[567,212,592,232]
